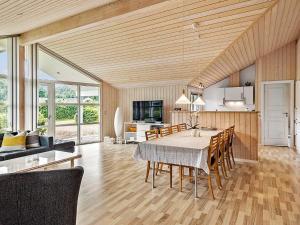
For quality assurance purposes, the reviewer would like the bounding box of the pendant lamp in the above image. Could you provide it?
[175,89,191,104]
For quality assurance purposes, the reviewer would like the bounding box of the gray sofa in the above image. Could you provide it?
[0,132,54,161]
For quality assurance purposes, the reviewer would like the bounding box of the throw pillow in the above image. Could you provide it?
[26,130,40,149]
[0,132,26,152]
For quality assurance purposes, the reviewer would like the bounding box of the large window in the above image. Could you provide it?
[0,38,11,132]
[38,82,100,144]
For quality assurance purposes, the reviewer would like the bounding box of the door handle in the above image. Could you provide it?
[283,112,288,117]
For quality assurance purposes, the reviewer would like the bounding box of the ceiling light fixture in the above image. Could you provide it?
[176,89,191,105]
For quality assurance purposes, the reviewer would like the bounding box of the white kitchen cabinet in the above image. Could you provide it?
[243,86,254,105]
[216,88,225,105]
[224,87,243,101]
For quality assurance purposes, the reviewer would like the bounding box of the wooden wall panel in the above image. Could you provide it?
[171,111,258,161]
[297,37,300,80]
[256,41,296,112]
[118,84,187,123]
[102,82,118,138]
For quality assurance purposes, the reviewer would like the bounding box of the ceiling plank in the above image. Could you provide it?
[20,0,170,45]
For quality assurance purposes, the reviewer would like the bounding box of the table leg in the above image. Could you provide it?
[70,159,74,168]
[152,161,156,189]
[194,167,198,198]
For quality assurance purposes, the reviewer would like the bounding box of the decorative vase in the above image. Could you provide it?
[114,107,123,143]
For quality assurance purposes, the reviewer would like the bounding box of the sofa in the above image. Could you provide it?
[0,132,54,161]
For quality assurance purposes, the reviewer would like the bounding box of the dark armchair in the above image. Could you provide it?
[0,167,84,225]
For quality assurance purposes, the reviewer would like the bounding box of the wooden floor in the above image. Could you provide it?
[66,143,300,225]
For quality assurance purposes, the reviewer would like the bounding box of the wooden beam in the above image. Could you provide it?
[20,0,169,45]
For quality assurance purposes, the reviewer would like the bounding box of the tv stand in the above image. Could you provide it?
[123,122,170,143]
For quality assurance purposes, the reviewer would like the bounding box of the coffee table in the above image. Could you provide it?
[0,150,82,174]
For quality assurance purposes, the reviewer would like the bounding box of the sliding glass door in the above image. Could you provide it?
[37,82,100,144]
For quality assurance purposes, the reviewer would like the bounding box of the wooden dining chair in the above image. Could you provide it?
[178,123,187,132]
[160,127,171,137]
[229,125,236,165]
[170,125,179,134]
[218,131,228,178]
[224,128,233,169]
[147,128,173,188]
[145,129,158,182]
[206,133,223,199]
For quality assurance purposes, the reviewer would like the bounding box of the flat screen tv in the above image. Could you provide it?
[133,100,163,123]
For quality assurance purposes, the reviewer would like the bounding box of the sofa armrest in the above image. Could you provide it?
[39,136,54,149]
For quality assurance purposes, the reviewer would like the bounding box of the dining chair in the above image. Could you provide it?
[229,125,236,165]
[170,125,179,134]
[224,128,233,169]
[0,167,84,225]
[160,127,171,137]
[206,133,223,199]
[218,131,228,178]
[145,129,159,182]
[178,123,187,131]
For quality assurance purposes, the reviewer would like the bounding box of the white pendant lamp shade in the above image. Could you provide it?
[175,90,191,104]
[193,96,205,105]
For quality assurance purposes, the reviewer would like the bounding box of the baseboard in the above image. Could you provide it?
[235,158,258,163]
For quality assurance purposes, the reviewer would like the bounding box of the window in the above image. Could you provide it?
[190,93,200,112]
[0,38,11,132]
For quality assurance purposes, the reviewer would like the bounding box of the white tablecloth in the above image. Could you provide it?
[133,130,220,174]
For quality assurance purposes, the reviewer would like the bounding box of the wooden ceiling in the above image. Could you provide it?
[0,0,117,35]
[190,0,300,87]
[37,0,276,87]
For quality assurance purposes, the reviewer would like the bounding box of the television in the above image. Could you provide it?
[133,100,163,123]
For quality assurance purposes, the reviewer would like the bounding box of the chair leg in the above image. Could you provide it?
[225,153,232,169]
[230,146,236,165]
[214,165,222,190]
[155,163,160,175]
[159,163,164,173]
[145,161,150,182]
[179,166,183,192]
[207,175,215,200]
[220,160,227,178]
[189,168,193,183]
[169,165,173,188]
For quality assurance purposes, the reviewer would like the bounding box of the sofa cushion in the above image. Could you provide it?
[26,130,41,148]
[0,132,26,152]
[0,146,49,161]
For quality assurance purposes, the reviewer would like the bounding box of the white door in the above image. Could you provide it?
[264,83,289,146]
[295,81,300,152]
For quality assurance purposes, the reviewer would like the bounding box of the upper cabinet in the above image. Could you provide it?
[243,86,254,105]
[224,87,243,101]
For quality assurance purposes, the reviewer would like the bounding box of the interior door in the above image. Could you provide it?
[264,83,289,146]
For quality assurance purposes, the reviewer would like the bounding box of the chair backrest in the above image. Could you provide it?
[160,127,171,137]
[0,167,84,225]
[207,134,220,167]
[219,131,225,157]
[229,125,235,146]
[145,129,158,140]
[178,123,187,131]
[170,125,179,134]
[224,128,230,151]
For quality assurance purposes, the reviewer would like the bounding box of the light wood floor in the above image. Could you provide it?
[67,143,300,225]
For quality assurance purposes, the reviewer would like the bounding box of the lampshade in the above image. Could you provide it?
[193,95,205,105]
[175,90,191,104]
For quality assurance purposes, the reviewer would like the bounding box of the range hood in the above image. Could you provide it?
[223,87,246,105]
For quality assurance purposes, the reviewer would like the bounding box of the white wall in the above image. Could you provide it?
[240,64,256,86]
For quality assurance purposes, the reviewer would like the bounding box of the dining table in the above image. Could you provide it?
[134,129,220,198]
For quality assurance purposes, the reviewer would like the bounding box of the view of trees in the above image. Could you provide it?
[38,84,99,127]
[0,78,8,131]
